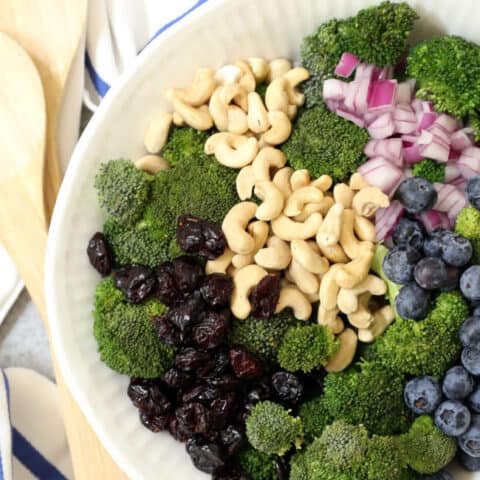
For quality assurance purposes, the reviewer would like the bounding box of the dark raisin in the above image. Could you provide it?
[186,436,226,474]
[176,402,211,435]
[229,348,263,380]
[249,275,281,319]
[167,292,205,331]
[87,232,113,275]
[163,368,194,389]
[177,215,227,260]
[155,262,181,306]
[212,465,243,480]
[219,425,244,456]
[196,357,218,379]
[127,378,151,410]
[139,412,169,432]
[168,416,190,442]
[149,384,173,415]
[193,310,231,349]
[211,392,238,420]
[172,256,204,293]
[272,372,304,405]
[152,315,183,346]
[113,264,156,303]
[182,385,222,404]
[200,274,234,308]
[210,350,231,377]
[209,374,241,391]
[247,378,272,404]
[175,348,211,372]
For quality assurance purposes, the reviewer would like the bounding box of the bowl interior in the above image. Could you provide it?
[46,0,480,478]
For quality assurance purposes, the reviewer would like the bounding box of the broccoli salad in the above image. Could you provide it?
[86,2,480,478]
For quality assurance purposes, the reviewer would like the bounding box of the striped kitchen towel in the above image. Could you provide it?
[0,369,73,480]
[84,0,209,109]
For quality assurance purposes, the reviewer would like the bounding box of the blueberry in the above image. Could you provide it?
[439,266,461,292]
[395,283,431,320]
[392,218,425,250]
[459,316,480,348]
[442,366,475,400]
[460,266,480,302]
[461,347,480,376]
[395,177,438,214]
[473,305,480,317]
[383,246,422,284]
[434,400,471,437]
[414,257,448,290]
[423,229,449,257]
[467,175,480,210]
[468,386,480,413]
[459,414,480,458]
[404,376,442,414]
[457,449,480,471]
[441,233,473,267]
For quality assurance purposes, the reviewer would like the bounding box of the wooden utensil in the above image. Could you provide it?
[0,0,87,223]
[0,33,128,480]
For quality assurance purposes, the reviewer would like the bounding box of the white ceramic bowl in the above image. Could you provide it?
[46,0,480,478]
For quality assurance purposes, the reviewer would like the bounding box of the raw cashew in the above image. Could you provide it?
[247,57,269,83]
[291,239,329,275]
[358,306,395,343]
[288,259,320,295]
[262,111,292,145]
[170,98,213,130]
[311,175,333,192]
[205,132,245,155]
[222,202,258,254]
[227,265,239,277]
[255,236,291,270]
[349,173,370,190]
[144,112,173,153]
[231,265,268,319]
[284,67,310,88]
[275,286,312,320]
[290,169,310,191]
[254,181,285,221]
[284,186,323,217]
[236,60,256,92]
[287,104,298,120]
[337,275,387,314]
[318,305,345,334]
[326,329,358,373]
[316,203,344,247]
[318,243,349,264]
[319,264,344,311]
[265,77,289,114]
[247,92,270,133]
[209,87,229,131]
[221,83,248,110]
[134,155,170,174]
[214,64,242,85]
[166,68,216,106]
[352,187,389,218]
[232,221,269,269]
[272,167,293,199]
[227,105,248,134]
[172,111,185,126]
[333,183,355,208]
[236,165,256,200]
[206,248,234,274]
[272,213,323,241]
[339,209,374,260]
[267,58,292,82]
[354,215,376,242]
[215,136,259,168]
[252,147,287,181]
[346,294,373,329]
[294,198,335,221]
[335,250,374,289]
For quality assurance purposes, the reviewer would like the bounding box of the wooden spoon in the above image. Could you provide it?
[0,0,87,223]
[0,33,128,480]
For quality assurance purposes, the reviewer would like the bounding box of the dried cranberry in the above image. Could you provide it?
[167,292,205,331]
[247,378,272,404]
[87,232,113,275]
[177,215,227,260]
[176,402,211,434]
[127,378,151,410]
[163,368,194,389]
[193,311,231,349]
[168,416,190,442]
[155,262,181,306]
[229,348,263,380]
[182,385,222,404]
[152,315,183,346]
[139,412,169,432]
[113,264,156,303]
[209,374,241,391]
[272,372,304,405]
[175,348,211,372]
[249,275,281,319]
[200,274,233,308]
[219,425,244,456]
[172,256,204,293]
[212,465,243,480]
[186,436,226,474]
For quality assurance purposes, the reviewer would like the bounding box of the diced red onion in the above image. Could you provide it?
[417,112,437,131]
[395,79,415,104]
[364,138,403,167]
[336,108,365,128]
[449,150,460,162]
[355,63,375,81]
[451,128,474,151]
[448,194,468,222]
[357,156,404,196]
[417,130,450,163]
[417,210,451,233]
[428,125,451,146]
[395,120,417,134]
[422,101,434,113]
[434,184,465,212]
[323,79,346,101]
[403,144,423,164]
[335,52,360,77]
[411,98,423,114]
[458,147,480,179]
[375,200,404,242]
[451,177,468,191]
[435,114,459,133]
[445,164,462,183]
[367,112,395,139]
[368,80,397,110]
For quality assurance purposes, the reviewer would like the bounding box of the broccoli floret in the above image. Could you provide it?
[281,104,369,182]
[363,435,407,480]
[398,416,457,474]
[93,278,174,378]
[278,324,338,373]
[246,401,303,456]
[407,35,480,136]
[236,447,277,480]
[301,2,418,106]
[228,312,299,367]
[161,127,210,166]
[322,362,413,435]
[372,290,469,377]
[289,451,309,480]
[455,206,480,263]
[412,159,446,183]
[298,395,333,441]
[94,159,152,224]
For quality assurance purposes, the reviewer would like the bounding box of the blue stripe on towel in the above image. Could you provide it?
[85,52,111,97]
[12,429,68,480]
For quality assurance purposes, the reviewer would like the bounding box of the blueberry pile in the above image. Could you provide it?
[383,218,474,320]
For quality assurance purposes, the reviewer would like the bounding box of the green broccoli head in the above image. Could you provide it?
[407,35,480,127]
[412,159,446,183]
[399,416,457,474]
[94,159,152,224]
[322,362,413,436]
[236,447,277,480]
[278,324,338,373]
[372,290,469,377]
[301,2,418,106]
[246,401,303,456]
[161,127,210,166]
[93,278,175,378]
[363,435,407,480]
[289,451,309,480]
[298,395,333,441]
[281,104,369,182]
[455,206,480,263]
